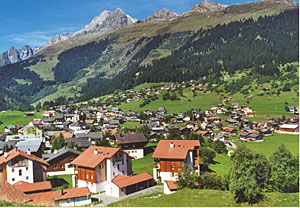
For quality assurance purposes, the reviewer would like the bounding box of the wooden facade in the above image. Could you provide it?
[77,160,107,183]
[47,152,78,172]
[0,164,7,182]
[279,128,298,132]
[158,160,184,173]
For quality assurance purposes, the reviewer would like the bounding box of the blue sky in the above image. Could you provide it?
[0,0,290,53]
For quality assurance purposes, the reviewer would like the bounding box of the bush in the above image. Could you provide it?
[198,172,223,190]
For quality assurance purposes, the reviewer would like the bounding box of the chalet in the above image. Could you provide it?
[267,121,279,130]
[225,119,237,125]
[54,114,64,122]
[0,181,32,204]
[277,124,299,134]
[28,187,91,206]
[239,132,250,141]
[42,147,81,176]
[70,146,132,193]
[0,148,49,184]
[222,127,237,136]
[214,133,228,141]
[25,112,35,117]
[247,133,264,142]
[16,138,45,158]
[152,140,200,182]
[196,130,214,138]
[155,112,168,119]
[207,117,221,124]
[260,128,273,136]
[43,111,55,117]
[76,132,103,145]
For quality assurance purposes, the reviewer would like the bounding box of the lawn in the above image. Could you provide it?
[0,200,32,207]
[47,174,73,190]
[132,152,154,175]
[108,189,299,207]
[120,121,140,129]
[236,133,299,158]
[0,110,44,132]
[209,153,232,177]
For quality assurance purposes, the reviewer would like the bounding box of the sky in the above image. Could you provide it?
[0,0,294,53]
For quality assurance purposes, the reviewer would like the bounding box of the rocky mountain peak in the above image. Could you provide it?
[189,0,227,14]
[144,8,179,22]
[260,0,298,6]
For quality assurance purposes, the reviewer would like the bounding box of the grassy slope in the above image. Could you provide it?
[132,152,154,175]
[47,174,73,190]
[108,189,299,207]
[0,110,43,132]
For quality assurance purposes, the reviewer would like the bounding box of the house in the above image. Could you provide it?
[18,126,43,138]
[277,124,299,134]
[225,119,237,125]
[70,146,132,193]
[28,187,91,206]
[109,172,154,197]
[16,138,45,158]
[43,111,56,117]
[152,140,200,182]
[13,180,52,194]
[0,148,49,184]
[222,127,237,136]
[164,180,178,195]
[65,137,91,150]
[76,132,103,145]
[207,117,221,124]
[42,147,81,176]
[115,133,148,159]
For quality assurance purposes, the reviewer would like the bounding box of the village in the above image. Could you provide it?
[0,83,299,206]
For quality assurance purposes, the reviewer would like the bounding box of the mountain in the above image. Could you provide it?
[43,8,137,48]
[143,8,179,22]
[183,0,227,15]
[0,0,298,110]
[0,45,40,67]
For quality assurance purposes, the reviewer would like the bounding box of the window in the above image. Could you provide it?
[99,164,104,169]
[26,167,28,171]
[22,159,25,163]
[12,168,14,172]
[12,178,15,182]
[178,165,181,170]
[171,165,175,170]
[26,176,29,180]
[117,164,120,170]
[86,174,89,179]
[19,169,22,176]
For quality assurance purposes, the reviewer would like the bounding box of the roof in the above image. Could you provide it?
[77,132,103,139]
[0,148,49,166]
[71,146,120,168]
[0,182,32,203]
[152,140,200,160]
[28,187,90,206]
[166,180,178,191]
[112,172,153,188]
[53,131,73,138]
[45,147,81,163]
[115,133,147,144]
[13,181,52,193]
[280,124,299,129]
[16,138,43,152]
[65,137,91,148]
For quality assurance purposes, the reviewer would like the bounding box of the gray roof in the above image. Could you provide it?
[44,147,81,162]
[76,132,103,139]
[0,141,17,150]
[65,138,91,148]
[16,138,43,152]
[239,132,250,137]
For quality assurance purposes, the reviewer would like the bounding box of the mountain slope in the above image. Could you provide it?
[0,0,298,110]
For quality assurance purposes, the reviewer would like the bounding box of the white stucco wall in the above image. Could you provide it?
[6,159,34,184]
[160,172,178,182]
[57,196,91,207]
[105,182,126,198]
[47,163,76,176]
[124,149,144,159]
[163,181,176,195]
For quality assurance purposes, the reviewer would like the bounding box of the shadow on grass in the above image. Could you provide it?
[47,178,69,189]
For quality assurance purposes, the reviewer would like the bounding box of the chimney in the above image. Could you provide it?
[27,148,31,155]
[61,188,64,196]
[4,152,8,159]
[94,149,98,156]
[170,142,174,148]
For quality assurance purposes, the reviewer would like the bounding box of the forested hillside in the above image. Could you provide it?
[79,9,299,101]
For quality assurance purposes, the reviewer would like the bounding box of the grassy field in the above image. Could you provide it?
[132,152,154,175]
[47,174,73,190]
[108,189,299,207]
[0,110,44,132]
[120,121,141,129]
[209,153,232,177]
[237,133,299,158]
[0,200,32,207]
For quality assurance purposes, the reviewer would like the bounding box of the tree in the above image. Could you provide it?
[212,140,228,154]
[67,140,75,149]
[229,145,269,204]
[198,147,216,171]
[136,125,151,139]
[198,172,223,190]
[51,133,66,152]
[268,145,299,193]
[177,165,198,189]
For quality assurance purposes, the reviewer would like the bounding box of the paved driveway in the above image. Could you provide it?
[93,185,163,207]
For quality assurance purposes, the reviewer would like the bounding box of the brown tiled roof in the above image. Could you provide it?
[152,140,200,159]
[112,172,153,188]
[13,181,52,193]
[0,148,49,166]
[115,133,147,144]
[102,129,117,136]
[0,182,32,203]
[70,146,120,168]
[247,129,258,134]
[166,180,178,191]
[222,127,235,132]
[28,187,90,206]
[196,130,209,135]
[53,131,73,139]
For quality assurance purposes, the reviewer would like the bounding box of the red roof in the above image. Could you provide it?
[166,181,178,191]
[152,140,200,160]
[13,181,52,193]
[112,172,153,188]
[70,146,121,168]
[0,148,49,166]
[28,187,90,206]
[0,182,32,203]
